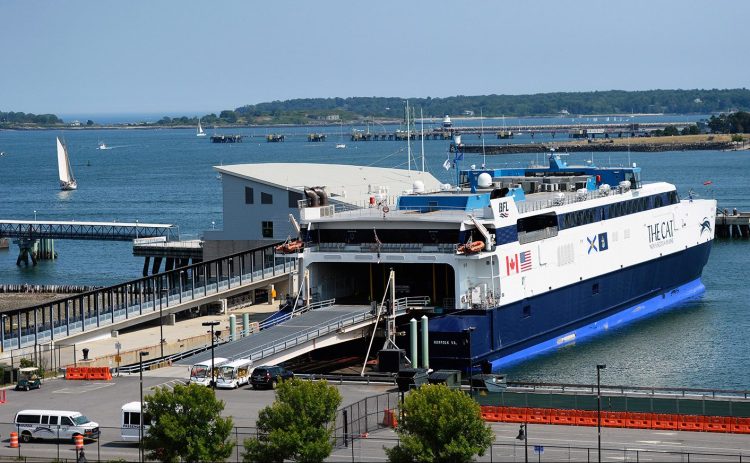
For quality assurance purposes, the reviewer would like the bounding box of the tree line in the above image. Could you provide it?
[0,110,62,126]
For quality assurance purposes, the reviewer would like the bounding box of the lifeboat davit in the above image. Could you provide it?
[275,239,304,254]
[457,240,484,255]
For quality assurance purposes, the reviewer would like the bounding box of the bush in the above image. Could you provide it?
[385,384,494,463]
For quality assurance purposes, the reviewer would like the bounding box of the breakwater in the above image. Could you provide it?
[451,141,736,155]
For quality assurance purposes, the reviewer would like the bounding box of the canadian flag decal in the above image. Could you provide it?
[506,254,519,275]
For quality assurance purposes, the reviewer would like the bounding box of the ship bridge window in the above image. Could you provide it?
[517,212,558,244]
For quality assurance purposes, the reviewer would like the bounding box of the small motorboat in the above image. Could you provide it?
[470,374,507,392]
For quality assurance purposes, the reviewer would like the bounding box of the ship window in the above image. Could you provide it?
[262,221,273,238]
[592,283,600,295]
[654,195,663,208]
[522,305,531,318]
[245,187,254,204]
[288,191,303,208]
[518,213,557,233]
[261,192,273,204]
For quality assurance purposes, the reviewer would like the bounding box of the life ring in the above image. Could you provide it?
[382,206,390,213]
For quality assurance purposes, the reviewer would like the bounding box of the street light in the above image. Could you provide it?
[139,351,150,463]
[464,326,475,396]
[597,364,607,463]
[202,321,220,388]
[515,423,528,463]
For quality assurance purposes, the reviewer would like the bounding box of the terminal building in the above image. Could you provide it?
[202,163,443,260]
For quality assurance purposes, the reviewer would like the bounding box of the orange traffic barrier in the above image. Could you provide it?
[66,367,88,380]
[74,434,84,449]
[526,408,551,425]
[576,410,598,427]
[602,411,626,428]
[550,409,576,426]
[704,416,730,433]
[10,432,18,448]
[501,407,527,423]
[652,413,678,430]
[678,415,705,432]
[480,406,493,421]
[626,412,652,429]
[484,406,501,422]
[86,367,112,381]
[731,417,750,434]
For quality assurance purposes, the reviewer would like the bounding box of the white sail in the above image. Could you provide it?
[197,119,206,137]
[56,137,77,190]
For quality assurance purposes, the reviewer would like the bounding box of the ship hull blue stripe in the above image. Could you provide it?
[489,277,704,369]
[425,240,712,371]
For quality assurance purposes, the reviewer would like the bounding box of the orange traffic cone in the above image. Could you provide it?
[9,432,18,448]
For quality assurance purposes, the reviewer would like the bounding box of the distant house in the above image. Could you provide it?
[323,114,340,121]
[69,120,81,127]
[463,110,474,116]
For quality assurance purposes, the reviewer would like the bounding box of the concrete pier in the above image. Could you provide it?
[716,209,750,238]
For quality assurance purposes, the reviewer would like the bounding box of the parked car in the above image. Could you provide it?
[250,365,294,389]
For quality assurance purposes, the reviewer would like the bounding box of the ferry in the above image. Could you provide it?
[293,151,716,371]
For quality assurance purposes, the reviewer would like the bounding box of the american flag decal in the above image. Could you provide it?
[520,250,532,272]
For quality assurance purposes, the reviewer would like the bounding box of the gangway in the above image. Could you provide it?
[176,296,431,369]
[0,241,295,351]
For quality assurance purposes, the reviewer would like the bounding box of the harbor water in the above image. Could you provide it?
[0,120,748,389]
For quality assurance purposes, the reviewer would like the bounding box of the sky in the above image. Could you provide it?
[0,0,747,117]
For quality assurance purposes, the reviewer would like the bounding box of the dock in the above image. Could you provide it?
[266,134,285,142]
[210,134,244,143]
[716,209,750,238]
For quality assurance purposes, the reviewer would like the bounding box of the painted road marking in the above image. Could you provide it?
[54,382,115,394]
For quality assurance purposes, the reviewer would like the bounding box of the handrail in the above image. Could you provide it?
[506,381,750,399]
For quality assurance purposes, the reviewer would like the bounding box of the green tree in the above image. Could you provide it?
[243,378,342,463]
[143,383,234,463]
[385,384,494,463]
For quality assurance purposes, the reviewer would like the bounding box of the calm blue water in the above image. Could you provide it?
[0,117,747,389]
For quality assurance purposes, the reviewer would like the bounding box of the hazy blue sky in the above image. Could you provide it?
[1,0,747,117]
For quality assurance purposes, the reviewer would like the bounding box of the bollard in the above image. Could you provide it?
[75,434,84,450]
[10,431,18,448]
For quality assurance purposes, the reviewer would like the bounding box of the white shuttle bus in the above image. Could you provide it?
[216,358,253,389]
[189,357,228,386]
[121,402,151,442]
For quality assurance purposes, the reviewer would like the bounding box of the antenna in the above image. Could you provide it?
[406,100,411,172]
[420,108,425,172]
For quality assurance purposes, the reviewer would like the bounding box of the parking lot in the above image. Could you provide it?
[0,366,393,462]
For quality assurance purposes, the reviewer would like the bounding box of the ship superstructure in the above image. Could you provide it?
[295,153,716,371]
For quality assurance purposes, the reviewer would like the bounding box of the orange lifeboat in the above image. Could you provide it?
[457,240,484,255]
[275,239,304,254]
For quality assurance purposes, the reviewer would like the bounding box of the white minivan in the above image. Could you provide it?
[15,409,100,443]
[121,402,151,442]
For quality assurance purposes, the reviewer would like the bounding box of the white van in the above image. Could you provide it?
[15,409,99,443]
[121,402,151,442]
[189,357,229,386]
[216,358,253,389]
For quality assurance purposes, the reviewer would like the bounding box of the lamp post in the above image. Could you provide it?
[515,423,528,463]
[202,321,220,388]
[464,326,475,396]
[597,364,606,463]
[0,314,7,353]
[139,351,150,463]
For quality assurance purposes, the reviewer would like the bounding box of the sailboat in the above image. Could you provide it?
[196,118,206,137]
[336,122,346,149]
[56,137,77,190]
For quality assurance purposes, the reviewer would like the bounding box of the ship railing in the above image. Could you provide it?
[517,185,631,214]
[394,296,431,311]
[312,242,457,254]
